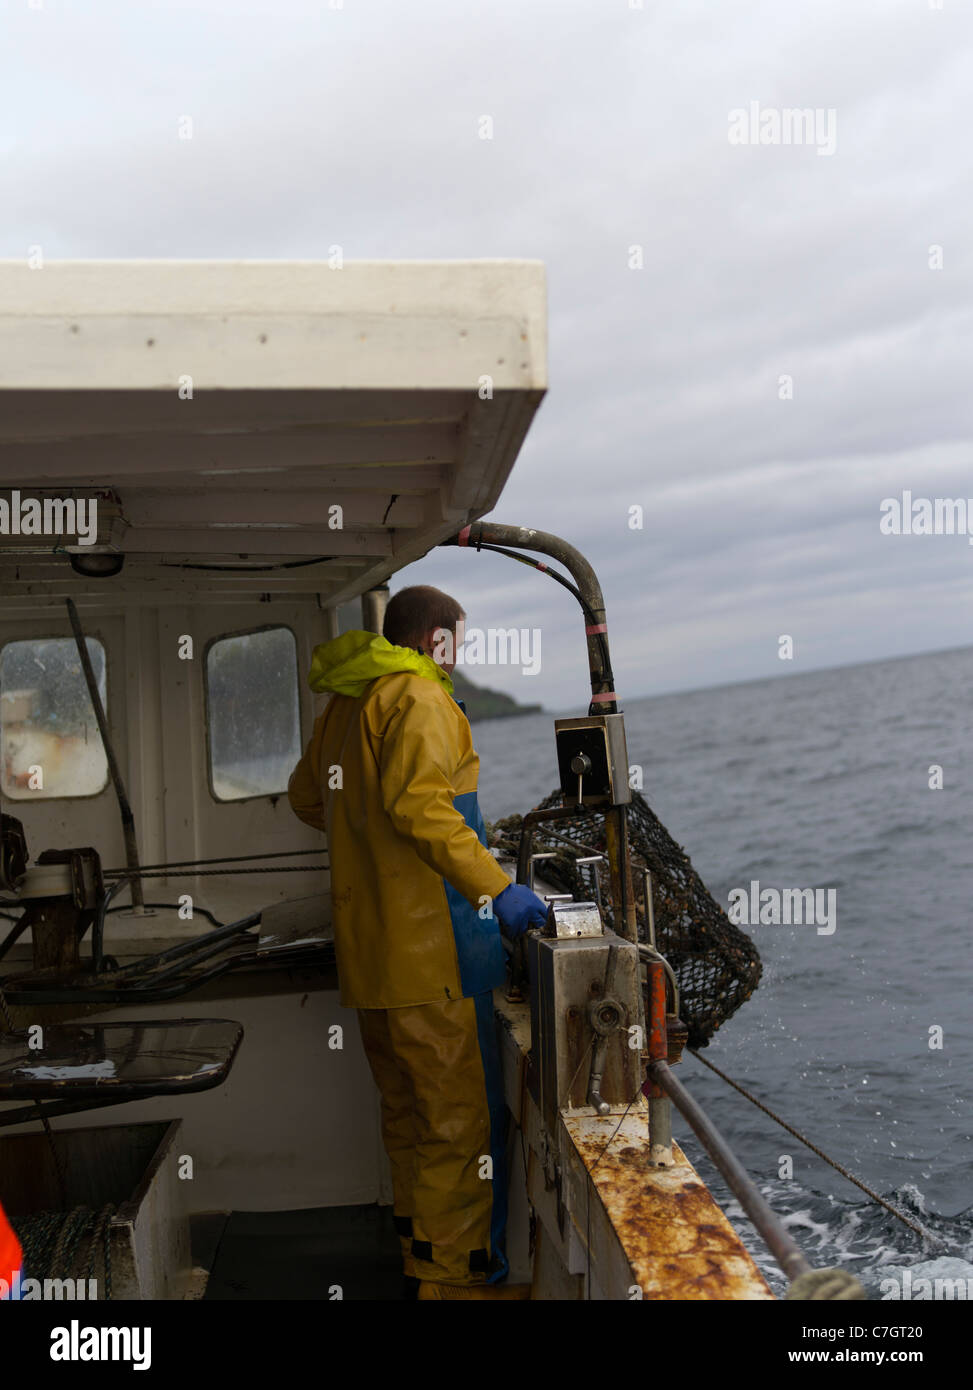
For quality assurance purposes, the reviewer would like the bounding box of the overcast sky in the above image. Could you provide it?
[3,0,972,709]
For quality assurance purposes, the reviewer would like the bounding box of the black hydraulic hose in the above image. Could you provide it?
[649,1058,812,1284]
[128,932,257,989]
[107,902,225,930]
[92,874,131,974]
[0,955,244,1008]
[107,912,261,981]
[65,598,143,911]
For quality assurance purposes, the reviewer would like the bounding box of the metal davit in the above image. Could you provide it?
[445,520,866,1299]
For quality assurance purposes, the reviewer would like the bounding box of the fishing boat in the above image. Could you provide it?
[0,259,851,1301]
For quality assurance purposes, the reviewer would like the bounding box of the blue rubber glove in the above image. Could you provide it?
[493,883,548,938]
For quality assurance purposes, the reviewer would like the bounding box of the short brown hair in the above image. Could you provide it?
[383,585,465,650]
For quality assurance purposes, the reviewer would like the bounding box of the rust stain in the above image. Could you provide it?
[564,1116,774,1300]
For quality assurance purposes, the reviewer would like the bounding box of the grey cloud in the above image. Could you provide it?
[3,0,972,704]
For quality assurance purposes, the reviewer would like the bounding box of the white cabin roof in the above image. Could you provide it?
[0,259,546,602]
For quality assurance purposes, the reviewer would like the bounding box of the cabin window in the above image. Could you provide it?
[0,637,110,799]
[205,626,302,802]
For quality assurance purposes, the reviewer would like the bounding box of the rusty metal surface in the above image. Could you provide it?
[562,1110,774,1300]
[495,991,775,1301]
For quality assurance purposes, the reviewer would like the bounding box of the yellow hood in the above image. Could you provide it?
[306,630,454,698]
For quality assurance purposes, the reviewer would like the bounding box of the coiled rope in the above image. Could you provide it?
[0,975,111,1295]
[14,1203,114,1298]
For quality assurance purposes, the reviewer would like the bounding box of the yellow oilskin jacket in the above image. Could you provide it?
[287,630,512,1009]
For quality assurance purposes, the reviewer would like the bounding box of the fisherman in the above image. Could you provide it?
[287,585,548,1300]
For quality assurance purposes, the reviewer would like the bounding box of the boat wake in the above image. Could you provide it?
[690,1166,973,1299]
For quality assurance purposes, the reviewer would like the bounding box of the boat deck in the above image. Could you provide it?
[194,1206,404,1301]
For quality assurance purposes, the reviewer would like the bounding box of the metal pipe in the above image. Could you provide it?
[649,1057,813,1283]
[649,1091,672,1166]
[587,1038,609,1116]
[323,605,340,641]
[527,852,557,891]
[588,940,621,1115]
[604,806,638,944]
[361,585,389,634]
[516,805,589,885]
[639,943,680,1017]
[446,522,615,713]
[574,854,606,913]
[641,868,656,948]
[603,808,643,1046]
[65,599,144,912]
[645,961,673,1166]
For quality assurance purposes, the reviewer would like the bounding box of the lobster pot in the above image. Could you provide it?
[0,1119,190,1300]
[492,790,763,1048]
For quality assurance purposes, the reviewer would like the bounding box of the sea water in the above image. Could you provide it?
[474,644,973,1297]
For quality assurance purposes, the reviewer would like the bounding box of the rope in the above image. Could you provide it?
[39,1115,68,1208]
[0,981,13,1033]
[1,963,112,1298]
[85,1204,114,1298]
[49,1205,90,1276]
[102,847,329,876]
[15,1204,114,1298]
[102,864,327,879]
[687,1047,942,1248]
[4,943,105,1274]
